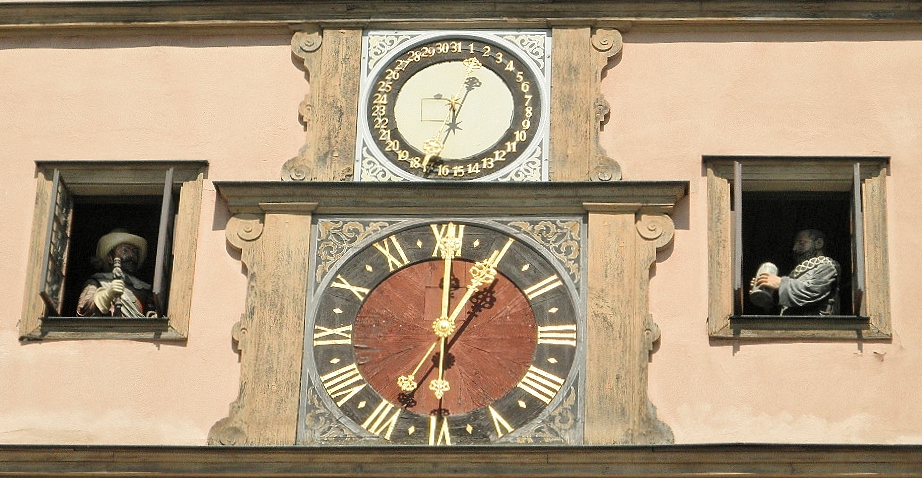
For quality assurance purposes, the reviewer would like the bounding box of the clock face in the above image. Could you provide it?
[357,31,550,181]
[303,219,580,445]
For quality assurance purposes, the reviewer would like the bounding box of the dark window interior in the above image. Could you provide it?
[59,196,170,317]
[738,191,854,316]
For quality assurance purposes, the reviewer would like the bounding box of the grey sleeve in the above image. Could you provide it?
[778,262,838,308]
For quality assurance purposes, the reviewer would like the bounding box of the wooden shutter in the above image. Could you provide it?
[152,167,176,317]
[733,161,743,314]
[852,163,866,315]
[39,170,74,316]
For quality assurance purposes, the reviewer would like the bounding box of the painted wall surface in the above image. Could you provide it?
[0,32,304,444]
[1,25,921,445]
[606,26,922,444]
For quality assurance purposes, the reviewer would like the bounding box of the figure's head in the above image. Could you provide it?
[96,229,148,272]
[792,229,826,263]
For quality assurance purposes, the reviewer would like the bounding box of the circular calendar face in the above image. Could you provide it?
[360,32,548,180]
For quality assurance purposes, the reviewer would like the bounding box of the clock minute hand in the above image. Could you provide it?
[427,238,513,400]
[397,223,465,394]
[421,57,483,169]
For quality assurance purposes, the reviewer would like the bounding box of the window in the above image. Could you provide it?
[705,156,890,339]
[20,161,207,340]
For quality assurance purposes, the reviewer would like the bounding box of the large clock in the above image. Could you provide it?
[298,218,583,445]
[355,30,551,182]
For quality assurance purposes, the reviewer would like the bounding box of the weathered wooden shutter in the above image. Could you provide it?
[852,162,866,315]
[39,170,74,316]
[151,167,175,317]
[733,161,743,314]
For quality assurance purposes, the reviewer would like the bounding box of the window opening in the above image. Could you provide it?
[738,191,853,316]
[58,197,170,318]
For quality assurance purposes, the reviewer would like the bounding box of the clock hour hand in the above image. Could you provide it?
[397,340,439,393]
[446,237,514,325]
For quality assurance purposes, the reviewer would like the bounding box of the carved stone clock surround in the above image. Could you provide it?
[209,181,685,445]
[283,26,623,182]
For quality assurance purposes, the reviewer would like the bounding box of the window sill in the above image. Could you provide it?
[709,315,890,340]
[22,316,185,341]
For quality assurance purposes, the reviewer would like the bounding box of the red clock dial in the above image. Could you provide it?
[353,259,536,416]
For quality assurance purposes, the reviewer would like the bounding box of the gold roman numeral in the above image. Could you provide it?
[537,324,577,347]
[428,416,452,446]
[331,274,370,300]
[517,365,564,405]
[320,363,366,407]
[362,399,401,440]
[430,223,465,257]
[313,324,352,346]
[374,235,410,271]
[523,275,563,300]
[488,406,514,439]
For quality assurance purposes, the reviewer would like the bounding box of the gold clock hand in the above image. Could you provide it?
[429,336,450,400]
[397,223,464,394]
[427,237,513,401]
[446,237,514,325]
[397,340,439,392]
[421,57,483,169]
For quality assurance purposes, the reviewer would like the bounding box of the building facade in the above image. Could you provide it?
[1,1,921,475]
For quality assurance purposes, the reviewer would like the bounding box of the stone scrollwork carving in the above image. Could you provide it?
[501,34,547,72]
[292,27,323,60]
[496,146,544,182]
[315,220,392,284]
[285,27,323,181]
[515,385,578,444]
[300,385,362,445]
[591,28,623,54]
[360,147,405,182]
[507,219,581,283]
[226,214,264,252]
[367,33,414,72]
[590,28,624,182]
[636,213,675,251]
[208,398,248,445]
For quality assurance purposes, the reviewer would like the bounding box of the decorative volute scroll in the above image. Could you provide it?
[549,27,623,181]
[583,206,675,444]
[283,26,361,182]
[209,207,315,445]
[590,28,623,182]
[211,182,685,446]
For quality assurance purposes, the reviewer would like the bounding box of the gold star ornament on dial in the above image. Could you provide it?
[300,219,581,445]
[356,31,550,181]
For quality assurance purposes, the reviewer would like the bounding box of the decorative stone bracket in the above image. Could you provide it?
[209,181,685,445]
[283,26,361,182]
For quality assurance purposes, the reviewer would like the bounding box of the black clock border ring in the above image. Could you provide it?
[302,218,582,445]
[366,37,544,180]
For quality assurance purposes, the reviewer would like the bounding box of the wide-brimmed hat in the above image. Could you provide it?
[96,229,148,265]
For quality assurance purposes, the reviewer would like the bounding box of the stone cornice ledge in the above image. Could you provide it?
[1,1,921,31]
[0,444,920,477]
[214,181,688,216]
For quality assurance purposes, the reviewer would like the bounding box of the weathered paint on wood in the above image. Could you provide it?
[209,210,314,445]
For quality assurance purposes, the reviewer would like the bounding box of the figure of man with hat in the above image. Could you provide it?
[76,229,156,317]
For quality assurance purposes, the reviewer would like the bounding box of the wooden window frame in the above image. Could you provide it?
[20,161,206,341]
[705,156,890,340]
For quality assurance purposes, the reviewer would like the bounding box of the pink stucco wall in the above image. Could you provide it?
[1,25,920,444]
[0,32,304,444]
[606,26,922,443]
